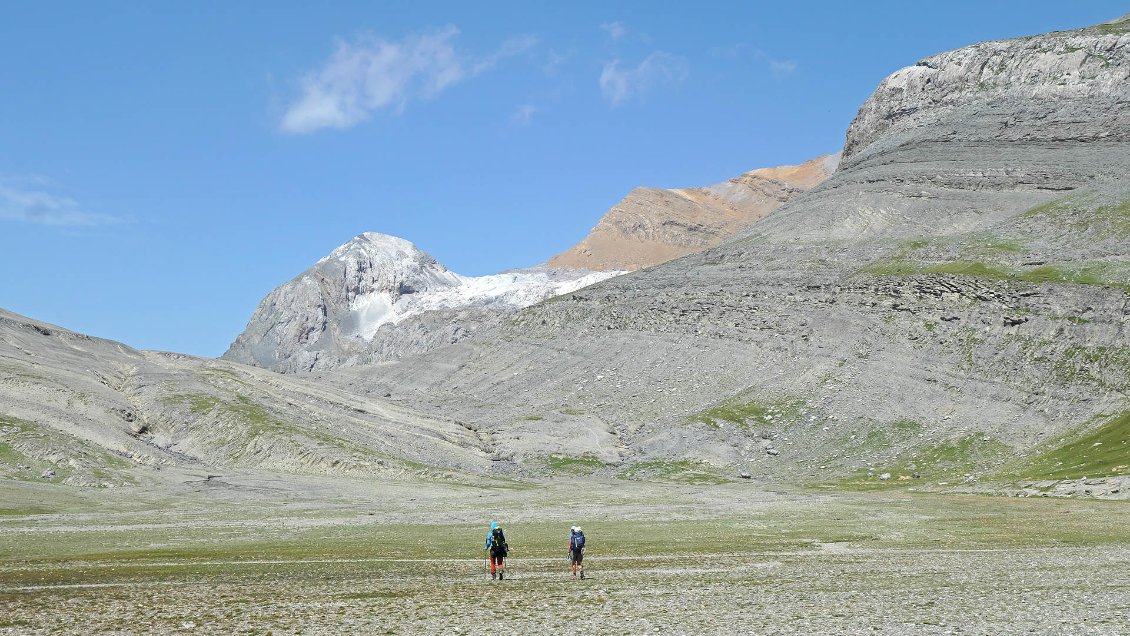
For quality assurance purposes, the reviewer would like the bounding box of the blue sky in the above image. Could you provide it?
[0,1,1123,357]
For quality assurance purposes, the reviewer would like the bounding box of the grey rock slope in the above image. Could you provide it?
[315,16,1129,485]
[223,232,616,373]
[0,308,492,486]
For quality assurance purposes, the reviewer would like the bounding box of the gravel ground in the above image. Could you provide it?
[2,547,1128,634]
[2,476,1129,635]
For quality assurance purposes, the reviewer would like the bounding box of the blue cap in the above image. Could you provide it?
[491,521,499,530]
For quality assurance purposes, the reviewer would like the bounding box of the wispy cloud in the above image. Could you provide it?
[601,21,627,40]
[0,179,123,227]
[280,27,537,134]
[472,34,539,75]
[768,59,797,79]
[541,49,573,77]
[710,44,798,79]
[599,52,688,107]
[510,104,537,127]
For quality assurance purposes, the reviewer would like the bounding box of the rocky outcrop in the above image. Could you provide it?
[223,232,618,373]
[843,15,1130,164]
[547,155,839,271]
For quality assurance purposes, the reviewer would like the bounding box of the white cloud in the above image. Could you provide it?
[0,180,123,227]
[541,49,572,77]
[280,27,537,134]
[769,59,797,79]
[511,104,537,126]
[599,52,688,107]
[472,34,539,75]
[601,21,627,40]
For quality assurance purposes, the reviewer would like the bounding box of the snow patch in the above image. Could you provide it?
[336,233,623,340]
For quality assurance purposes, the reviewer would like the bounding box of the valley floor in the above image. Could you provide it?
[1,473,1128,635]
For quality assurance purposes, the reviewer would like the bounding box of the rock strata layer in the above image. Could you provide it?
[547,154,839,271]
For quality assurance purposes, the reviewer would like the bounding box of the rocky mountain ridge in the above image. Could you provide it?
[547,154,839,271]
[222,232,619,373]
[310,15,1129,488]
[225,154,838,374]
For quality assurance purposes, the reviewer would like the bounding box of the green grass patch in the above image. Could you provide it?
[543,453,605,474]
[1016,262,1129,287]
[523,415,544,421]
[859,258,1128,289]
[617,459,730,485]
[835,432,1012,488]
[964,236,1026,255]
[1007,410,1130,480]
[925,261,1011,278]
[1022,193,1130,238]
[691,396,806,430]
[1095,20,1130,35]
[859,260,923,276]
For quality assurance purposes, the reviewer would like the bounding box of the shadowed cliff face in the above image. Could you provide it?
[321,17,1129,485]
[546,154,839,272]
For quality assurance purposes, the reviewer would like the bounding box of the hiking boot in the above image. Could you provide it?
[491,572,496,580]
[580,571,586,580]
[499,570,504,580]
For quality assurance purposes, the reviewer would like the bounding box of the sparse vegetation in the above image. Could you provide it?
[1008,411,1130,480]
[691,396,806,430]
[837,432,1012,488]
[617,459,729,484]
[1095,20,1130,35]
[543,453,604,474]
[860,258,1128,288]
[1022,193,1130,238]
[2,482,1130,633]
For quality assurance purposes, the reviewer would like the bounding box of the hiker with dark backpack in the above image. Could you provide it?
[568,526,586,579]
[484,521,509,580]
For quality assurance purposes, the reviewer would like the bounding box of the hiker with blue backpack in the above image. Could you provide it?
[568,526,586,579]
[484,521,509,580]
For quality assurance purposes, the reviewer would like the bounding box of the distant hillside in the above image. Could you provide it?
[547,154,839,271]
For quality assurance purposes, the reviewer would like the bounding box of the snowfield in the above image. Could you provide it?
[336,233,622,340]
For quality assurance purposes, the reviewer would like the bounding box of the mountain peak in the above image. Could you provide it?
[319,231,435,265]
[225,232,620,372]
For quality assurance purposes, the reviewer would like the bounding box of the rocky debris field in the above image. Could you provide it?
[2,475,1130,635]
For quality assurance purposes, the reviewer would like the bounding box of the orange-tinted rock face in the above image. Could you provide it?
[548,154,839,271]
